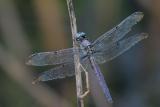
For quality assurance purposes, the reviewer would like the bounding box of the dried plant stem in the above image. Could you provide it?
[66,0,84,107]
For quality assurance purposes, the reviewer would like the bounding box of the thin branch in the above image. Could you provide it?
[66,0,85,107]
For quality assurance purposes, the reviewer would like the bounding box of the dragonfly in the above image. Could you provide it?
[26,12,148,103]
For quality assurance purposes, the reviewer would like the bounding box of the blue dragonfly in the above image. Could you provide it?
[26,12,148,103]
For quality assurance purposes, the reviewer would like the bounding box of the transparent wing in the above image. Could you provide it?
[32,63,75,84]
[94,33,148,64]
[26,48,75,66]
[92,12,144,51]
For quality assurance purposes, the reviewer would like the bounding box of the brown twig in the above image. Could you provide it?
[33,0,67,50]
[66,0,85,107]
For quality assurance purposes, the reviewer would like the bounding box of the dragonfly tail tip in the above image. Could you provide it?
[108,99,113,104]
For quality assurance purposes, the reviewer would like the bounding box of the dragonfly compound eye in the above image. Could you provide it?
[77,32,86,38]
[82,35,87,38]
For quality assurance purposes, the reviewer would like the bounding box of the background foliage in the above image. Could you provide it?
[0,0,159,107]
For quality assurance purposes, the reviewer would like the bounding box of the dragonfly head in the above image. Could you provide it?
[76,32,87,42]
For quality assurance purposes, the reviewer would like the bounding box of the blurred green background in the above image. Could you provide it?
[0,0,159,107]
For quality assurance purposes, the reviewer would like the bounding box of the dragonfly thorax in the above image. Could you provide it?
[76,32,91,47]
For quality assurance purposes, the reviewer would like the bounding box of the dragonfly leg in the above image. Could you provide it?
[77,63,82,72]
[79,64,90,99]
